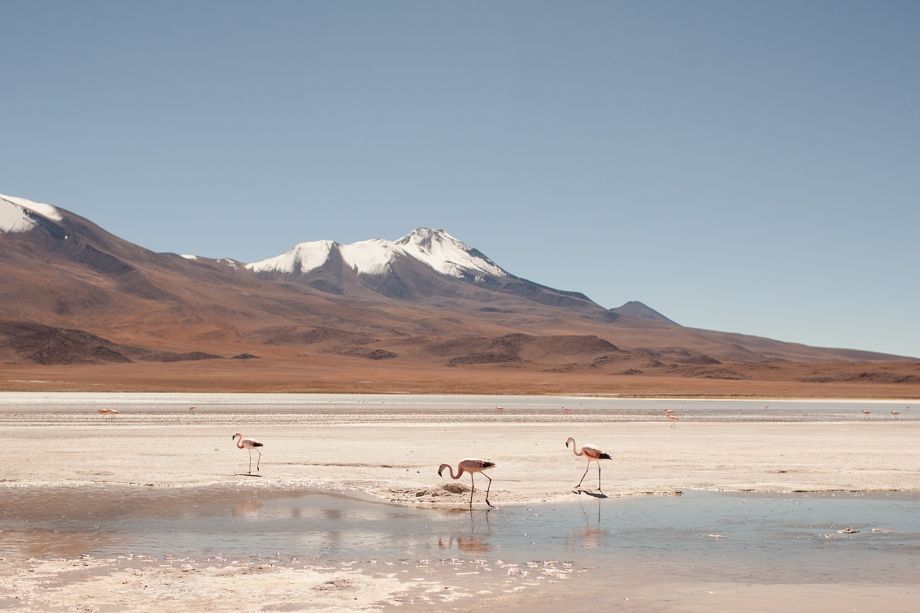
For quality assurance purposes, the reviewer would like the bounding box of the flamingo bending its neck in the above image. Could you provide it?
[439,458,496,507]
[566,437,611,491]
[232,433,263,473]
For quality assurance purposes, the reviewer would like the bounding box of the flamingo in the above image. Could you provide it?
[98,408,119,419]
[232,433,263,473]
[891,410,900,417]
[667,414,680,428]
[566,437,611,491]
[438,459,495,507]
[862,410,871,417]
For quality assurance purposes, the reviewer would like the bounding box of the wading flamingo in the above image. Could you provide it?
[668,414,680,428]
[438,459,495,507]
[232,433,263,473]
[566,437,611,491]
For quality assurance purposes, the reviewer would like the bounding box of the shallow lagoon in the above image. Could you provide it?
[2,487,918,609]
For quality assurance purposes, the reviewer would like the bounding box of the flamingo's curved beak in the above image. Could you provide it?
[437,468,443,476]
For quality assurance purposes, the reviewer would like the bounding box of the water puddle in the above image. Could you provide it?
[2,487,918,610]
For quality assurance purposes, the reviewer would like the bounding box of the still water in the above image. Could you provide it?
[2,487,918,591]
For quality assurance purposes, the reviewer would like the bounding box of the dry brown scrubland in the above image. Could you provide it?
[1,348,919,398]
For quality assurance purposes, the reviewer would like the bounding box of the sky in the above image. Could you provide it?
[1,1,918,358]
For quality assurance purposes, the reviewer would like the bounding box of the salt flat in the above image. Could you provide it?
[2,394,919,612]
[2,394,918,503]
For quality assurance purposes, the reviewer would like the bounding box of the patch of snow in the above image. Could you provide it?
[218,259,239,268]
[0,199,35,233]
[0,192,64,233]
[180,254,198,260]
[397,228,506,278]
[0,193,63,222]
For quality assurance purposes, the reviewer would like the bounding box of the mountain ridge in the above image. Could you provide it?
[1,191,917,395]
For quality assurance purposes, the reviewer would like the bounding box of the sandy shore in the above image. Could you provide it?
[3,416,919,502]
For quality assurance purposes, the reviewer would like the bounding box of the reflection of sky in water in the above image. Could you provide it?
[2,488,918,586]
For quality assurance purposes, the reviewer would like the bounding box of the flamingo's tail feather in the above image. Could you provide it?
[599,453,612,460]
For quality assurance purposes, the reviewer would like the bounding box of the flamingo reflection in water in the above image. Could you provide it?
[574,499,604,549]
[439,508,493,553]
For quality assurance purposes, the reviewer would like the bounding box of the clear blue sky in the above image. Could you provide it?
[2,1,918,358]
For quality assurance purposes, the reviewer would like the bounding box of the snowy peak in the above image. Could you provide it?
[247,228,508,279]
[339,238,404,276]
[0,193,64,233]
[396,228,506,278]
[247,240,337,275]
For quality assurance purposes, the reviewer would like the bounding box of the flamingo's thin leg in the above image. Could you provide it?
[469,474,475,507]
[576,461,591,489]
[484,474,493,507]
[256,449,262,472]
[597,461,602,491]
[248,449,253,474]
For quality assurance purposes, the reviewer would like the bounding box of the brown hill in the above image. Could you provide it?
[0,195,917,396]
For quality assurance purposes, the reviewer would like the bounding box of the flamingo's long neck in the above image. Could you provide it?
[569,440,584,457]
[234,436,244,449]
[447,465,464,479]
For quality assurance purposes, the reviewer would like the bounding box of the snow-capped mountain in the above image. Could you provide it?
[247,228,507,279]
[3,189,917,374]
[244,227,600,308]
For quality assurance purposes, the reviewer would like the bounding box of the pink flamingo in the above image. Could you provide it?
[668,414,680,428]
[438,459,495,507]
[566,437,611,491]
[232,433,263,473]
